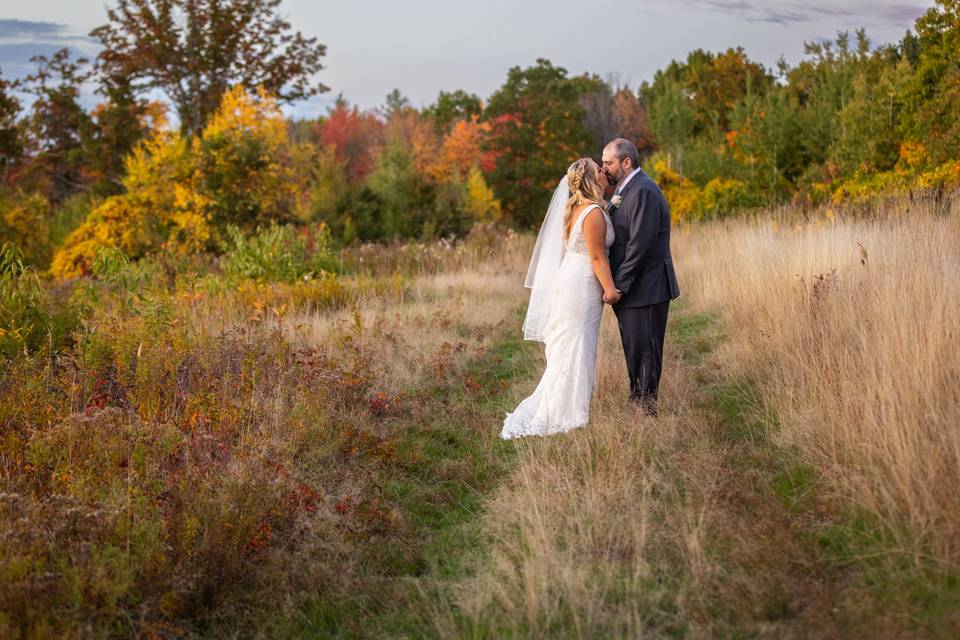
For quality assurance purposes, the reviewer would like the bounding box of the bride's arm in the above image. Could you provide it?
[583,209,620,303]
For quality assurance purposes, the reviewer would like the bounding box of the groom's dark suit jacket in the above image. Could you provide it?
[609,169,681,308]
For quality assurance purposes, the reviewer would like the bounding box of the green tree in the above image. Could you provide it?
[381,89,412,120]
[727,87,804,199]
[366,139,417,238]
[832,56,911,176]
[0,68,21,175]
[17,49,95,203]
[899,0,960,165]
[646,77,695,173]
[786,30,872,170]
[425,89,483,132]
[481,58,593,227]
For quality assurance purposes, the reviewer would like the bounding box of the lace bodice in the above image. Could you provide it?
[566,204,614,256]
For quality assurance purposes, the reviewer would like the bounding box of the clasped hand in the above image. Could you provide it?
[603,289,622,305]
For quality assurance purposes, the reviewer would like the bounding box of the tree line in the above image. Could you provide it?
[1,0,958,278]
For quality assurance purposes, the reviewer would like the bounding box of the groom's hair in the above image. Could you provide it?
[608,138,639,170]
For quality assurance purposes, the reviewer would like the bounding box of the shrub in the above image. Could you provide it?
[51,86,311,280]
[219,222,338,283]
[0,190,52,268]
[0,242,78,357]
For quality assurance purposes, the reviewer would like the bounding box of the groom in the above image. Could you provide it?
[601,138,680,416]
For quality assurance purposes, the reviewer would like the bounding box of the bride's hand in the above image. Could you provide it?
[603,289,621,305]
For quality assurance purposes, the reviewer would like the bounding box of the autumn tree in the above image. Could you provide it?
[91,0,328,136]
[482,59,594,227]
[51,85,308,278]
[643,48,771,136]
[317,97,385,184]
[613,88,654,155]
[428,117,496,182]
[195,85,309,232]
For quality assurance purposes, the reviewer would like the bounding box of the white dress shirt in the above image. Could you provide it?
[616,167,642,195]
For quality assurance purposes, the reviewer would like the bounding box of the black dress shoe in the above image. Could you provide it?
[630,394,658,417]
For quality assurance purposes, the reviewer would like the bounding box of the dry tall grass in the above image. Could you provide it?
[678,196,960,565]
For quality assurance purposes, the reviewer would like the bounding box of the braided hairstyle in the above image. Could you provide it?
[563,158,605,242]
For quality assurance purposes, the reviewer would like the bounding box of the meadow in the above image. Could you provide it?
[2,192,958,638]
[3,0,960,636]
[1,223,538,637]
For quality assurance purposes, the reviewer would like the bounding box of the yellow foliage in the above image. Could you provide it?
[897,141,927,171]
[650,160,703,221]
[700,177,748,216]
[195,85,305,228]
[51,85,308,279]
[916,160,960,190]
[202,85,287,141]
[464,167,502,223]
[1,192,51,267]
[51,130,214,278]
[829,156,960,205]
[51,196,155,278]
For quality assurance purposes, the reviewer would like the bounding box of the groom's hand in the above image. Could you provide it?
[603,289,622,305]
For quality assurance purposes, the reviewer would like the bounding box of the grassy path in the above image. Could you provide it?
[276,302,948,639]
[664,309,862,637]
[403,303,910,638]
[667,308,956,638]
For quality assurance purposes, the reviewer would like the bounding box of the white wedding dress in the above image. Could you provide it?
[501,204,614,439]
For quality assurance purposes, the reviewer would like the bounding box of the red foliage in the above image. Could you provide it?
[316,101,385,184]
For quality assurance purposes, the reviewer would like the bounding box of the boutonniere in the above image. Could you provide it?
[610,195,623,209]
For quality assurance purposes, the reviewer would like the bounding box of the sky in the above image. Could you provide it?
[0,0,934,119]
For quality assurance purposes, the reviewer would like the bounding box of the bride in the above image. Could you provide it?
[500,157,618,439]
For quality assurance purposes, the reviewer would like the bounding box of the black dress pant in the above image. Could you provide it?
[613,300,670,408]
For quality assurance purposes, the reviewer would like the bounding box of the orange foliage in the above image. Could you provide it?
[427,117,496,183]
[384,109,439,173]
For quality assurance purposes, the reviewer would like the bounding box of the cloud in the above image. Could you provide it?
[0,19,98,82]
[0,19,69,40]
[669,1,928,26]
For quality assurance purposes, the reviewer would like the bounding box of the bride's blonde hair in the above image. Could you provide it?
[564,158,605,242]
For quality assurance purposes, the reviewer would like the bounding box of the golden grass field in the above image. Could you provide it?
[2,195,958,637]
[429,194,960,638]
